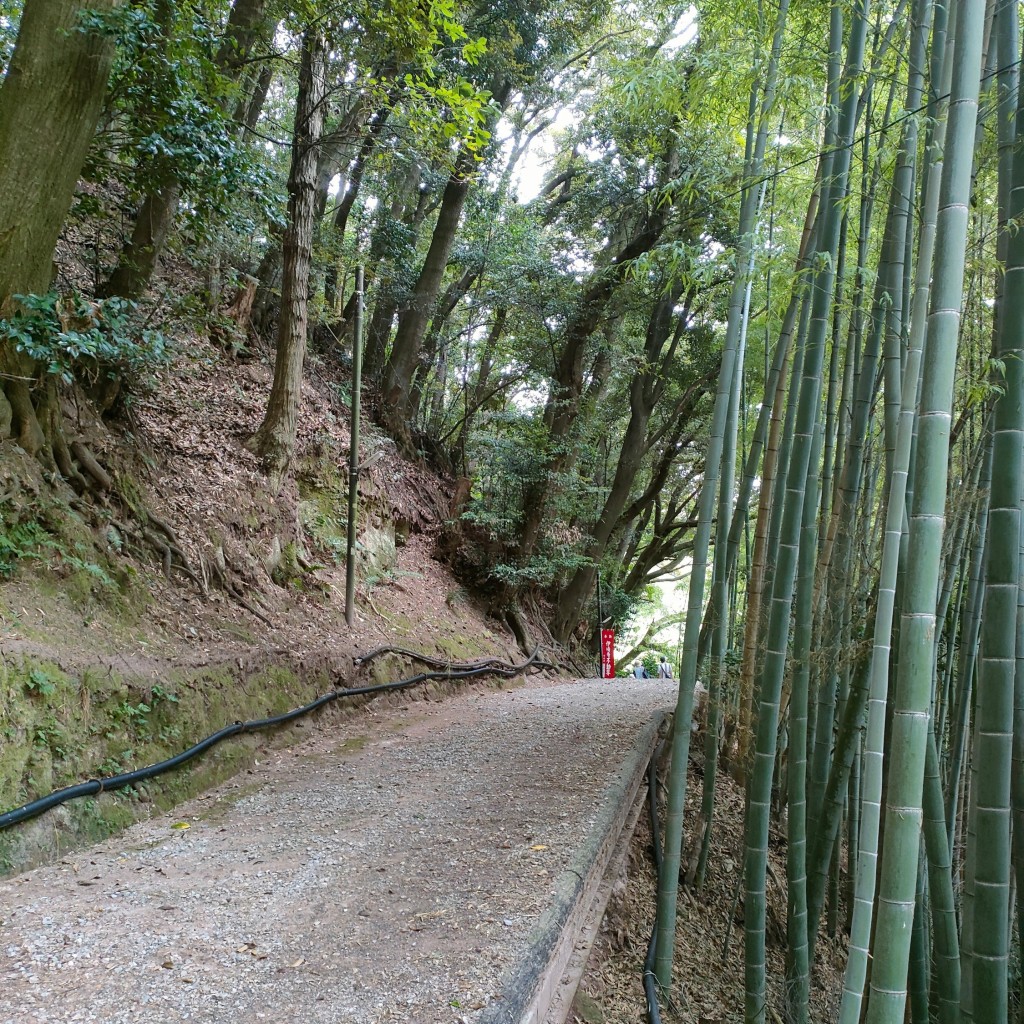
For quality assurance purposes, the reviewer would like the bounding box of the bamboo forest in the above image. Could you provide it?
[1,0,1024,1022]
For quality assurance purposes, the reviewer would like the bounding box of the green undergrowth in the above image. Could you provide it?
[0,654,329,876]
[296,450,399,578]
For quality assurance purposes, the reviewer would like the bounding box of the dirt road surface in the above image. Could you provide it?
[0,676,674,1024]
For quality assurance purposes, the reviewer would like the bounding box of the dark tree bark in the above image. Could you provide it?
[241,63,274,134]
[324,103,395,309]
[381,152,475,443]
[408,263,480,426]
[0,0,120,457]
[252,222,284,336]
[250,28,326,492]
[450,306,508,461]
[551,292,713,643]
[514,203,674,567]
[102,0,270,299]
[379,81,513,443]
[361,164,429,375]
[100,178,182,301]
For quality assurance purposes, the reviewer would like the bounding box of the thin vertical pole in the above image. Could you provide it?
[345,266,364,627]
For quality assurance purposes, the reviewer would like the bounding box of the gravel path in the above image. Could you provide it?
[0,677,674,1024]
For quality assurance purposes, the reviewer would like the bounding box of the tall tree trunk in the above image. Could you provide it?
[238,62,274,138]
[514,204,674,571]
[100,178,182,301]
[551,288,688,643]
[0,0,120,456]
[381,153,475,443]
[250,28,326,492]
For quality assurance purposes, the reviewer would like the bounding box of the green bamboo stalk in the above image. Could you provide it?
[946,442,992,851]
[1015,496,1024,1024]
[1014,45,1024,973]
[826,810,840,938]
[765,298,809,584]
[908,851,930,1024]
[961,1,1022,1015]
[839,2,946,1019]
[807,653,871,942]
[934,458,982,743]
[738,286,806,778]
[846,729,862,933]
[863,0,986,1018]
[744,8,868,1021]
[805,0,923,942]
[653,0,792,989]
[785,410,824,1024]
[693,295,748,887]
[923,723,961,1023]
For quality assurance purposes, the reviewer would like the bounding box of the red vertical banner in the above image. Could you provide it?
[601,629,615,679]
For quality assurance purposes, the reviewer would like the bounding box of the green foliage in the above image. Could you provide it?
[25,668,58,697]
[82,1,273,225]
[0,520,52,577]
[32,720,68,759]
[0,291,168,386]
[0,1,18,69]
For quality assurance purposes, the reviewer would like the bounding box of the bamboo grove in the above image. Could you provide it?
[1,0,1024,1020]
[657,0,1024,1021]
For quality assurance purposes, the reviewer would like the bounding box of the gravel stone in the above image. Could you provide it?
[0,677,673,1024]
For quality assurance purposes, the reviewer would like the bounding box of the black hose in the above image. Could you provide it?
[355,645,519,671]
[644,739,666,1024]
[0,647,544,832]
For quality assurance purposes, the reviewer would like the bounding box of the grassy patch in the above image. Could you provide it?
[0,654,331,877]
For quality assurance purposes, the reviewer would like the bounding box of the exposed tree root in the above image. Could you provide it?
[2,359,215,602]
[200,542,274,627]
[504,604,532,657]
[70,440,112,491]
[61,435,207,597]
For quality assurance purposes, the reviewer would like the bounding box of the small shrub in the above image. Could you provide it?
[0,291,168,387]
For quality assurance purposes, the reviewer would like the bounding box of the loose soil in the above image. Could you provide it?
[569,748,848,1023]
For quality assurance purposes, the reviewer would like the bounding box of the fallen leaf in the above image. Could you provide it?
[161,961,174,969]
[171,822,191,831]
[289,958,305,967]
[530,844,548,851]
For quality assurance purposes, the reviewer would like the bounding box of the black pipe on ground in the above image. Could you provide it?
[0,648,545,832]
[644,739,666,1024]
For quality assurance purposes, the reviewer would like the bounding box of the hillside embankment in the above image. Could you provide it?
[0,300,548,874]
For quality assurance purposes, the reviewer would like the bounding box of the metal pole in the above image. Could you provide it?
[345,266,364,627]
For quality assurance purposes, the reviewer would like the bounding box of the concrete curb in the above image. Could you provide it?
[479,707,668,1024]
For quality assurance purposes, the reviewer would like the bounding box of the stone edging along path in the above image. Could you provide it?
[0,676,674,1024]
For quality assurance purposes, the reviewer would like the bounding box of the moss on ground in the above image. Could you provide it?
[0,653,330,877]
